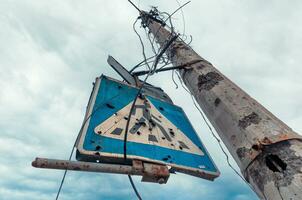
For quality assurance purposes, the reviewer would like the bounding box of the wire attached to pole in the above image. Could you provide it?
[123,32,178,200]
[174,71,260,197]
[55,89,134,200]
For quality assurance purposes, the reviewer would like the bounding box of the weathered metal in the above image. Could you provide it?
[32,157,170,184]
[107,55,137,86]
[76,75,220,181]
[32,157,138,174]
[144,12,302,199]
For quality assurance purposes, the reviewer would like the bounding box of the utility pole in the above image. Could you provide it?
[140,11,302,200]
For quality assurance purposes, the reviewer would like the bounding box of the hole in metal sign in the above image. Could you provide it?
[169,129,175,137]
[137,131,141,135]
[162,157,169,161]
[95,145,102,151]
[162,155,171,161]
[159,107,164,111]
[106,103,115,109]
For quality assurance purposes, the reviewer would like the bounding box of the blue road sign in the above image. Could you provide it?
[76,75,220,180]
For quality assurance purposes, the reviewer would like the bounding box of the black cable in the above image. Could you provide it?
[172,70,178,89]
[55,147,75,200]
[123,34,178,200]
[150,1,191,49]
[128,0,141,13]
[128,175,142,200]
[123,35,179,160]
[123,71,153,161]
[130,55,156,73]
[152,34,178,73]
[176,0,187,42]
[174,71,259,195]
[133,17,152,71]
[55,87,132,200]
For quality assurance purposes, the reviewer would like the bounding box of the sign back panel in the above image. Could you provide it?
[76,75,220,180]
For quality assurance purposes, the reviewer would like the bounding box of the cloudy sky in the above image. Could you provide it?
[1,0,301,199]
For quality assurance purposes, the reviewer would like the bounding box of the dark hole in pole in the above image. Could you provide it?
[265,154,287,172]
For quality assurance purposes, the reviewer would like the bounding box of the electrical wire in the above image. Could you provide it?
[174,71,259,196]
[55,87,134,200]
[133,17,151,71]
[176,0,186,40]
[123,33,179,200]
[128,175,142,200]
[150,1,191,49]
[133,2,258,194]
[172,69,179,89]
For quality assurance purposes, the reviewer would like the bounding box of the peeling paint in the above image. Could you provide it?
[247,140,302,199]
[236,147,251,160]
[238,112,261,129]
[197,71,224,91]
[169,42,190,59]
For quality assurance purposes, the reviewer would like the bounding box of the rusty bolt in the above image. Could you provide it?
[158,178,165,184]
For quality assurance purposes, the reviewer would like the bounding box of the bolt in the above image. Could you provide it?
[158,178,165,184]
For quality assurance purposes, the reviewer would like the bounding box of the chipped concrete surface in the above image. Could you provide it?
[197,72,224,91]
[238,112,262,129]
[247,140,302,200]
[147,19,302,200]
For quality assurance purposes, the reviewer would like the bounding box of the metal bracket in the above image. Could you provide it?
[242,132,302,173]
[107,55,137,86]
[32,157,170,184]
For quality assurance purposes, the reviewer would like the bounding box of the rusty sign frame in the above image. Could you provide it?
[75,75,220,181]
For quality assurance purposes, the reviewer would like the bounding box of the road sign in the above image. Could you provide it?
[76,75,220,180]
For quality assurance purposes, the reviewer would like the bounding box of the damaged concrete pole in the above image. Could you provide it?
[142,13,302,200]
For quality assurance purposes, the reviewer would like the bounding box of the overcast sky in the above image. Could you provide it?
[1,0,301,200]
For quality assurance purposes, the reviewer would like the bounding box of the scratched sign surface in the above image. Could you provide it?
[76,75,219,180]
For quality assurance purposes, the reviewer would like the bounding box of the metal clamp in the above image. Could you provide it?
[242,132,302,173]
[32,158,170,184]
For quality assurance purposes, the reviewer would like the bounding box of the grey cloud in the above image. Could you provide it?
[1,0,301,199]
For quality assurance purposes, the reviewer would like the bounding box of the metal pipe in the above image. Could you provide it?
[32,157,143,175]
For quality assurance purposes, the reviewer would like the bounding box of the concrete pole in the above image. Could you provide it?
[142,14,302,200]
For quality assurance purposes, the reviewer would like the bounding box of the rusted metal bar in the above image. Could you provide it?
[32,157,141,175]
[132,59,203,76]
[32,157,169,184]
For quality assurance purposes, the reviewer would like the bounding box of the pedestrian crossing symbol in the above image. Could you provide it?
[76,75,220,180]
